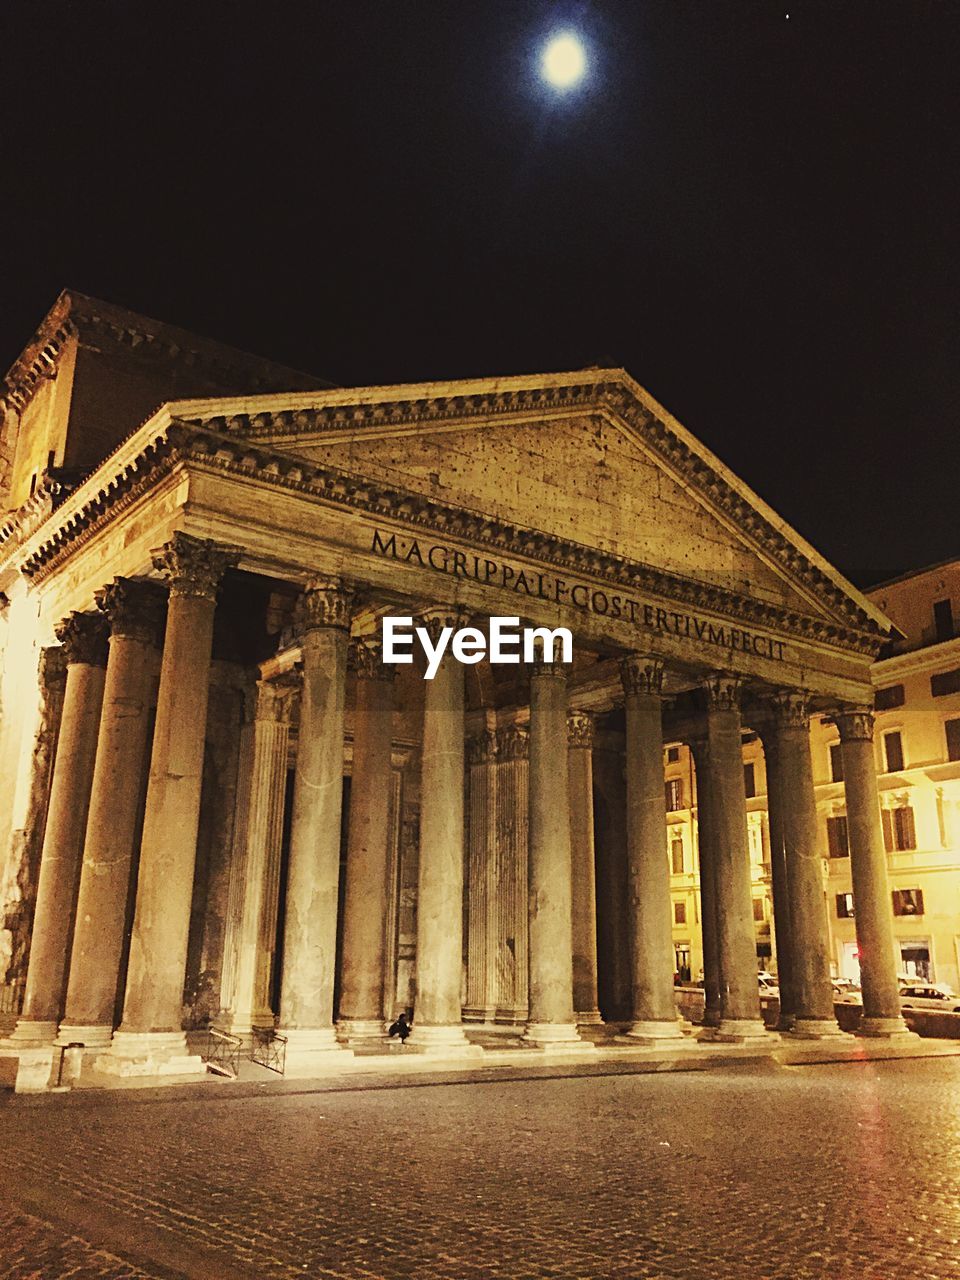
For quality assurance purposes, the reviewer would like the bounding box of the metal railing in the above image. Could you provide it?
[203,1026,243,1078]
[251,1027,287,1075]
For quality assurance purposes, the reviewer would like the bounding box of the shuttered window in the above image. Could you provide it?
[882,806,916,852]
[946,718,960,763]
[883,731,905,773]
[931,669,960,697]
[827,815,849,858]
[830,743,844,782]
[875,684,905,711]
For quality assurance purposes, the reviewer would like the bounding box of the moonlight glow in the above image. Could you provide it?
[541,32,587,89]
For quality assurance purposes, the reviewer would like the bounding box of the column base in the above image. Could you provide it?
[856,1016,919,1040]
[5,1018,58,1047]
[406,1024,483,1057]
[523,1023,597,1052]
[336,1018,388,1044]
[623,1018,692,1045]
[14,1047,58,1093]
[784,1017,850,1041]
[55,1023,114,1049]
[709,1018,777,1045]
[279,1027,355,1073]
[95,1030,206,1078]
[576,1009,604,1027]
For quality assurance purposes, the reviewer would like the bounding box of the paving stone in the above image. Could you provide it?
[0,1058,959,1278]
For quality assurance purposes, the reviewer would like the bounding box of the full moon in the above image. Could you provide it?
[541,32,587,89]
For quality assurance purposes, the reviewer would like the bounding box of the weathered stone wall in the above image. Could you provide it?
[0,649,66,987]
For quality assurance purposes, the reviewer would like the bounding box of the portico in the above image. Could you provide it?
[0,354,910,1087]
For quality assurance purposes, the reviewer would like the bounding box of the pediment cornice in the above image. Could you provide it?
[13,416,887,658]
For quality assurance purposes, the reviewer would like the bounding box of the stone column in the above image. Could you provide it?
[688,734,721,1030]
[57,580,164,1048]
[704,675,768,1043]
[621,656,685,1043]
[464,728,499,1023]
[277,579,354,1066]
[835,709,912,1037]
[220,674,297,1036]
[337,639,396,1041]
[567,711,601,1026]
[524,661,589,1049]
[409,608,477,1054]
[768,694,844,1038]
[494,725,529,1023]
[9,613,107,1046]
[756,721,796,1031]
[592,738,631,1022]
[104,535,239,1074]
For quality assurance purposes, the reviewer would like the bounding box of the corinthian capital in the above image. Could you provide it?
[151,533,241,601]
[566,710,595,749]
[301,577,353,631]
[95,577,165,644]
[832,707,874,743]
[703,672,741,712]
[349,637,395,681]
[467,729,498,765]
[620,654,664,697]
[769,690,810,731]
[496,725,529,760]
[254,674,299,726]
[417,605,471,645]
[55,611,109,667]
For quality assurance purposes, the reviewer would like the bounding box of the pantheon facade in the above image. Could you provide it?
[0,292,913,1083]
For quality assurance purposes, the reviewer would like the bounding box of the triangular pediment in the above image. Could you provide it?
[142,369,889,641]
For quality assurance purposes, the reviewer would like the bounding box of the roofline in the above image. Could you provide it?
[153,364,893,637]
[864,556,960,594]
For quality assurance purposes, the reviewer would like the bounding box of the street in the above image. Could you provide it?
[1,1056,959,1279]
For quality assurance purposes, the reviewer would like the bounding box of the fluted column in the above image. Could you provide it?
[104,535,240,1072]
[9,613,107,1045]
[277,579,354,1065]
[567,711,601,1026]
[58,580,164,1048]
[689,733,721,1030]
[409,607,476,1053]
[337,639,396,1041]
[835,708,912,1037]
[621,656,685,1043]
[755,721,795,1030]
[464,728,499,1023]
[220,674,297,1036]
[524,661,588,1049]
[704,675,768,1042]
[769,694,844,1038]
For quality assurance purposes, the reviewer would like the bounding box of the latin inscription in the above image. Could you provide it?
[370,529,786,661]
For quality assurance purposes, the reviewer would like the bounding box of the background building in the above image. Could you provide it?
[667,561,960,991]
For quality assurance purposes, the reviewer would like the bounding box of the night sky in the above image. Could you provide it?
[2,1,957,585]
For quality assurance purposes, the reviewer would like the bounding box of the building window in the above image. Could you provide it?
[827,815,849,858]
[666,745,680,764]
[882,806,917,852]
[674,900,687,925]
[875,684,905,711]
[674,944,691,983]
[931,669,960,698]
[933,599,955,643]
[946,718,960,763]
[836,893,855,919]
[671,838,684,875]
[883,731,905,773]
[829,743,844,783]
[752,897,765,922]
[665,779,684,811]
[892,888,924,917]
[743,762,756,799]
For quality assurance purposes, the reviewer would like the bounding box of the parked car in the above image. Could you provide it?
[899,984,960,1012]
[758,972,779,995]
[832,979,862,1005]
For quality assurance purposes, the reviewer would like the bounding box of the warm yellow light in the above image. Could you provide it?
[541,33,587,89]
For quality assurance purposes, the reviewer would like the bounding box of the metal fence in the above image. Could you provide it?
[203,1026,243,1078]
[251,1027,287,1075]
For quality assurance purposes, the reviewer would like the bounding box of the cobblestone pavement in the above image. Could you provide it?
[1,1057,960,1280]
